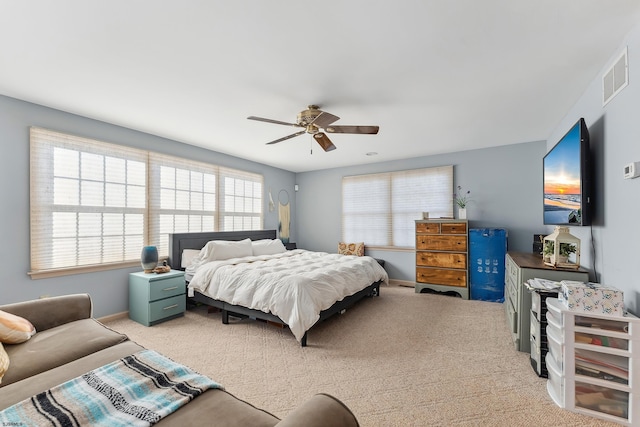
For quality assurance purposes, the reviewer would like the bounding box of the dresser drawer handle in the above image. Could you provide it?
[163,304,178,310]
[162,286,178,291]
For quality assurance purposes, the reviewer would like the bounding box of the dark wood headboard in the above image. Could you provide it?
[168,230,277,270]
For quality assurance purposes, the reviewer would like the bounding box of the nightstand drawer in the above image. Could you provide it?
[148,295,186,324]
[149,275,185,301]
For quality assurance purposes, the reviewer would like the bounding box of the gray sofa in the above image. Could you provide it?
[0,294,359,426]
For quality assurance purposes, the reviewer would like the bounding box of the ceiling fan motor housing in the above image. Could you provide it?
[297,105,322,127]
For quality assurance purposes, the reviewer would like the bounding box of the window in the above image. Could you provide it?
[342,166,453,248]
[219,167,263,231]
[30,127,263,277]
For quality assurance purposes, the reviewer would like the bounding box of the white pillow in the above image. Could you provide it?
[181,249,201,268]
[200,238,253,261]
[0,310,36,344]
[252,239,286,256]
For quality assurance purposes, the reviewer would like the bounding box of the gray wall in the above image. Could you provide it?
[295,141,547,283]
[4,19,640,316]
[544,23,640,313]
[0,95,295,316]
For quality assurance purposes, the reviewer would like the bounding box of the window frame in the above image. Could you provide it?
[341,165,453,249]
[29,127,264,279]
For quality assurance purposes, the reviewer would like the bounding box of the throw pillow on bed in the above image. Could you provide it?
[252,239,287,256]
[338,242,365,256]
[0,342,9,384]
[200,238,253,262]
[0,310,36,344]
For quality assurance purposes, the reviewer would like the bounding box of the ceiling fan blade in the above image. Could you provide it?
[325,125,379,134]
[310,111,340,128]
[313,133,337,152]
[266,130,306,145]
[248,116,300,127]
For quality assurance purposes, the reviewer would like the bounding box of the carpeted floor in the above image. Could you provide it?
[105,285,619,426]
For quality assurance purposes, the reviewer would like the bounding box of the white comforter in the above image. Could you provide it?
[187,250,388,342]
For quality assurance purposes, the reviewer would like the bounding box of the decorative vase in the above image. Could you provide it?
[458,208,467,219]
[141,246,158,273]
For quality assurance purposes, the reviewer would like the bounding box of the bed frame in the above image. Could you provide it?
[168,230,381,346]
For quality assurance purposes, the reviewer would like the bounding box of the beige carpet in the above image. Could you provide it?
[105,285,618,426]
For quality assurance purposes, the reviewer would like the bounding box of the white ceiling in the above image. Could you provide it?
[2,1,640,173]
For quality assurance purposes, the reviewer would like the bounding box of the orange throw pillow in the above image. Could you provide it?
[0,310,36,344]
[338,242,365,256]
[0,342,9,384]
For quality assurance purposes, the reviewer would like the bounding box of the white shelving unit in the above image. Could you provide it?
[546,297,640,426]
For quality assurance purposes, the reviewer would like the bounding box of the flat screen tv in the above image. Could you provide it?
[543,118,591,226]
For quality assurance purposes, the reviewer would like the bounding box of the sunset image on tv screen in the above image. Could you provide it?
[544,124,582,224]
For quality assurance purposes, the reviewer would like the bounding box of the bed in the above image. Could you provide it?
[168,230,387,346]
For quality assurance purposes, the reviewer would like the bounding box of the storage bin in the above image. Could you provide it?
[546,299,563,328]
[560,281,624,317]
[575,381,629,419]
[546,352,564,407]
[547,325,564,370]
[469,228,507,302]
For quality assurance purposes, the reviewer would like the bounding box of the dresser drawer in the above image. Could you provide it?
[416,235,467,251]
[506,300,517,333]
[506,277,517,307]
[506,256,519,288]
[416,222,440,234]
[530,311,541,347]
[149,275,186,301]
[416,252,467,269]
[148,295,186,324]
[416,267,466,287]
[441,222,467,234]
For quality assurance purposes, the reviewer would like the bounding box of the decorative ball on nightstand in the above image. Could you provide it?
[141,246,158,273]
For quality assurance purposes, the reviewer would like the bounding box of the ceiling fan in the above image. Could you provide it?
[247,105,379,152]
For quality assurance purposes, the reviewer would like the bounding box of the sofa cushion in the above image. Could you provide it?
[0,318,128,387]
[0,310,36,344]
[157,389,280,427]
[0,343,8,384]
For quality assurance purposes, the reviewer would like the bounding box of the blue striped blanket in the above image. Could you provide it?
[0,350,222,426]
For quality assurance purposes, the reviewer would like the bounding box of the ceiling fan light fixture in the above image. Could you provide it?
[297,105,322,127]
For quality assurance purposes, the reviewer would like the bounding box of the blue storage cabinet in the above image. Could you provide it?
[469,228,507,302]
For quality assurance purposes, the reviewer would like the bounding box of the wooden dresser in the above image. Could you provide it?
[415,219,469,299]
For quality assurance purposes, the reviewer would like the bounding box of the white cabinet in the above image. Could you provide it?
[546,297,640,426]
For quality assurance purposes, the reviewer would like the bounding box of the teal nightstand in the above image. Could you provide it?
[129,269,186,326]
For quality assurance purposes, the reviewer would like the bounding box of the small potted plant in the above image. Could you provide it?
[542,240,554,263]
[556,243,577,264]
[454,186,471,219]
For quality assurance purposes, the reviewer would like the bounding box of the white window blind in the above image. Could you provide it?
[342,165,453,247]
[148,156,263,256]
[148,153,218,257]
[30,127,148,273]
[30,127,264,277]
[219,167,264,232]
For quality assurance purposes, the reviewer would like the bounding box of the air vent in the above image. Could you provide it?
[603,47,628,106]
